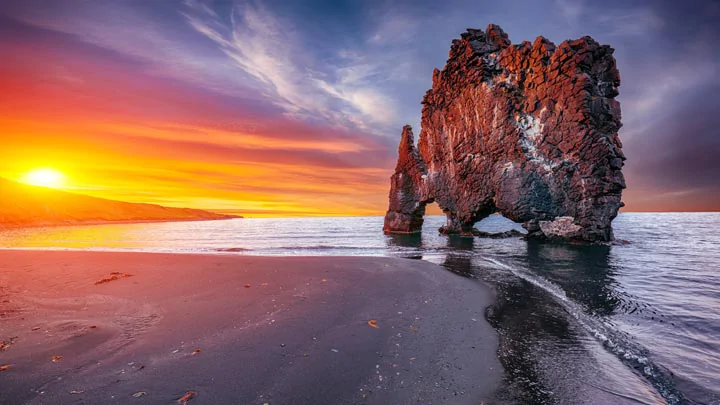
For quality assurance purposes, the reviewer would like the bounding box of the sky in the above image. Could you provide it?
[0,0,718,216]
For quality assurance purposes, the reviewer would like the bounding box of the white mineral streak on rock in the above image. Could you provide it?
[516,113,558,171]
[501,162,515,173]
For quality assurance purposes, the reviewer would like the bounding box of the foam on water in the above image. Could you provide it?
[483,256,684,404]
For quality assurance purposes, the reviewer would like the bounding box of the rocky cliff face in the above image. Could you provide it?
[383,24,625,242]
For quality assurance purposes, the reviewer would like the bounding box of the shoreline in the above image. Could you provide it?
[0,250,502,404]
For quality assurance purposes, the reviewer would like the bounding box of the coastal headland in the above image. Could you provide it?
[0,177,238,229]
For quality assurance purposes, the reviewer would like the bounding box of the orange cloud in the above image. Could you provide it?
[0,33,395,217]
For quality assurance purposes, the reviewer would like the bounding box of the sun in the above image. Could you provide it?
[21,168,66,189]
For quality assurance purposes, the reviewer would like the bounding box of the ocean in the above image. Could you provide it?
[1,212,718,404]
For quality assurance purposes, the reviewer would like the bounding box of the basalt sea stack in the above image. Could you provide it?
[383,24,625,242]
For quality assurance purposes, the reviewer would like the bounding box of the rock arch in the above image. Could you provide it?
[383,25,625,242]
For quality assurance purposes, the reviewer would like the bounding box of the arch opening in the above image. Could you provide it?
[473,213,527,237]
[438,204,527,238]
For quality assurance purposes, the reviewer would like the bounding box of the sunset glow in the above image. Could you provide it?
[0,1,717,214]
[20,168,66,189]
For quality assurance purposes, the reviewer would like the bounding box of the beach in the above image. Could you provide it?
[0,250,501,404]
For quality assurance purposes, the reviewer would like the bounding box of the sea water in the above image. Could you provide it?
[1,212,718,404]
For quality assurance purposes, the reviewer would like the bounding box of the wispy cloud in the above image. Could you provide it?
[4,0,717,212]
[555,0,663,37]
[7,0,406,133]
[367,10,419,45]
[595,8,664,37]
[4,0,265,101]
[620,58,717,142]
[182,0,399,132]
[555,0,586,27]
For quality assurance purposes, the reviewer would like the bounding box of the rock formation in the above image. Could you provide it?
[383,24,625,242]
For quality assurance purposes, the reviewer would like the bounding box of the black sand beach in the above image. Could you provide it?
[0,251,501,404]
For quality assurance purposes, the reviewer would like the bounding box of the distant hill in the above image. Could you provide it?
[0,177,238,228]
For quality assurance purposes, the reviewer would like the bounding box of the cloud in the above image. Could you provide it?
[3,0,718,212]
[182,0,399,132]
[554,0,663,37]
[555,0,586,27]
[4,0,409,133]
[367,11,419,44]
[620,60,717,142]
[1,0,268,103]
[595,7,664,37]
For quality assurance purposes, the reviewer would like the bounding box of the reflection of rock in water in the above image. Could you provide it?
[442,255,474,279]
[437,235,564,402]
[485,241,618,403]
[442,236,476,278]
[385,233,423,249]
[446,235,475,251]
[384,234,424,259]
[524,240,619,317]
[485,275,574,404]
[439,239,648,404]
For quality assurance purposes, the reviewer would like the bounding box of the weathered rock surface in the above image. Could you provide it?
[470,229,525,239]
[383,24,625,242]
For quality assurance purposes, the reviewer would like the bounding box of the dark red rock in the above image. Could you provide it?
[383,24,625,242]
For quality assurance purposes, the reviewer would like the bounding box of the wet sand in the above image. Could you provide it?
[0,251,501,404]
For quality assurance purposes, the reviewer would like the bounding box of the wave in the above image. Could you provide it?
[483,257,690,405]
[212,245,376,255]
[273,245,369,251]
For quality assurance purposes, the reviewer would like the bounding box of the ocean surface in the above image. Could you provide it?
[1,212,718,404]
